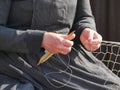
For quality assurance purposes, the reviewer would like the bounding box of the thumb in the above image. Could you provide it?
[87,30,94,43]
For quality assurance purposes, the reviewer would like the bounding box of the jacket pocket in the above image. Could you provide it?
[50,0,68,24]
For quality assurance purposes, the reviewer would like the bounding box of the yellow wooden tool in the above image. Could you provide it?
[37,31,75,65]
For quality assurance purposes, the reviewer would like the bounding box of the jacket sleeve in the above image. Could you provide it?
[0,0,44,54]
[72,0,96,45]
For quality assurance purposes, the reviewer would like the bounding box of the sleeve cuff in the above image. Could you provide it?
[25,30,45,54]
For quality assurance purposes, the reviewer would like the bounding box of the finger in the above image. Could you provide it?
[89,32,102,45]
[94,32,102,42]
[84,42,101,51]
[89,44,101,51]
[60,46,72,55]
[87,30,94,41]
[91,44,101,49]
[89,39,101,45]
[57,44,72,55]
[62,39,74,47]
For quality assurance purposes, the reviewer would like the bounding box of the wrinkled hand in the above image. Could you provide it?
[80,28,102,51]
[42,32,75,55]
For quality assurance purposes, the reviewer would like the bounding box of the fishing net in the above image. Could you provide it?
[92,40,120,77]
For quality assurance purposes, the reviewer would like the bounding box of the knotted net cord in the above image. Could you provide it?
[44,40,120,89]
[92,40,120,77]
[45,53,72,88]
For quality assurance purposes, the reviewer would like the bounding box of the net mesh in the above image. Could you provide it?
[92,40,120,77]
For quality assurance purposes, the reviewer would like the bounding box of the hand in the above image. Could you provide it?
[42,32,75,55]
[80,28,102,51]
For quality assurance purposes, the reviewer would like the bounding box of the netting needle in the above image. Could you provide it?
[37,31,75,65]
